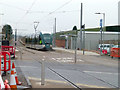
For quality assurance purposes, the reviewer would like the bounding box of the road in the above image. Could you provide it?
[15,45,119,89]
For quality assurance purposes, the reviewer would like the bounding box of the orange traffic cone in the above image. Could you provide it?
[10,70,17,89]
[12,63,22,85]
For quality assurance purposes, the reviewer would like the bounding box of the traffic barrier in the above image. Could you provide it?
[10,70,17,89]
[102,50,107,54]
[12,62,22,85]
[1,51,11,72]
[1,46,15,56]
[0,51,1,74]
[111,48,120,57]
[4,79,11,90]
[0,47,5,89]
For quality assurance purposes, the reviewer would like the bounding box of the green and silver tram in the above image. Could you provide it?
[25,32,52,50]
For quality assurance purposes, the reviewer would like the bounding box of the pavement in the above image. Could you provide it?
[53,47,100,56]
[14,47,78,89]
[14,47,119,89]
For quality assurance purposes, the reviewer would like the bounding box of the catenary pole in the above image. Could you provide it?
[54,18,56,47]
[80,3,83,50]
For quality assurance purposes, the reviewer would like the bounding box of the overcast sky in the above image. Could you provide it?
[0,0,119,35]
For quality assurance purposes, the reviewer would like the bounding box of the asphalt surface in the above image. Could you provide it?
[14,46,119,89]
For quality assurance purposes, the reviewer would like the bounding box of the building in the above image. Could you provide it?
[55,31,119,50]
[69,31,119,50]
[81,31,119,50]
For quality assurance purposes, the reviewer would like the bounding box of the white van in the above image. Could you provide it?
[98,44,114,55]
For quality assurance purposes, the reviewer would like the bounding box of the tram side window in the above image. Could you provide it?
[37,37,39,44]
[34,37,37,44]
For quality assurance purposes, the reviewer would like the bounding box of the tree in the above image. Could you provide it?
[2,24,13,40]
[72,26,77,31]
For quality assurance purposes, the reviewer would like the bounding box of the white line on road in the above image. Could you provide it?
[83,71,118,75]
[78,59,84,62]
[52,58,56,60]
[56,58,61,60]
[43,56,46,58]
[19,66,38,68]
[67,57,73,60]
[51,57,84,62]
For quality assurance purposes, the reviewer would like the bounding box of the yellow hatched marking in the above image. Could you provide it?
[28,77,108,88]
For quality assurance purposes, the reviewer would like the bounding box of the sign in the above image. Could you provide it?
[100,19,102,27]
[100,19,103,31]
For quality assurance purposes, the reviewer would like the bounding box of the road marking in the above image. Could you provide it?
[83,71,118,75]
[78,59,84,62]
[28,77,108,88]
[56,58,61,60]
[51,58,84,63]
[28,77,67,84]
[52,58,56,60]
[19,66,38,68]
[67,57,73,59]
[43,56,46,58]
[76,83,107,88]
[42,59,45,60]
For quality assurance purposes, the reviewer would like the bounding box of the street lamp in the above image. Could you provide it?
[95,12,105,55]
[95,13,105,31]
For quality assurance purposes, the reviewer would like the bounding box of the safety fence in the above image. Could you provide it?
[0,49,21,89]
[110,48,120,57]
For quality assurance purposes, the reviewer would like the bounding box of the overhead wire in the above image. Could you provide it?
[35,0,73,33]
[3,0,73,25]
[0,2,26,11]
[49,0,73,15]
[33,0,73,32]
[27,10,79,14]
[2,0,74,34]
[0,2,77,14]
[16,0,37,24]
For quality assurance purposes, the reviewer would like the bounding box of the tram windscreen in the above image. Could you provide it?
[43,34,51,44]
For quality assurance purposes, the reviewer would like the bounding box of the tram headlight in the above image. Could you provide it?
[42,45,45,47]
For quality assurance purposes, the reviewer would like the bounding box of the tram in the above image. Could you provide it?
[25,32,53,50]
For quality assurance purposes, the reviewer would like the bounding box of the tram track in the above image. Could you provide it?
[18,46,118,89]
[19,47,82,89]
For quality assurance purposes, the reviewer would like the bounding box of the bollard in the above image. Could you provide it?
[20,47,22,60]
[41,60,45,85]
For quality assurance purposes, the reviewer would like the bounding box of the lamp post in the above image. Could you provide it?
[95,13,105,55]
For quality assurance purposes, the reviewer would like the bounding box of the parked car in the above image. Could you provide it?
[98,44,114,55]
[110,45,120,58]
